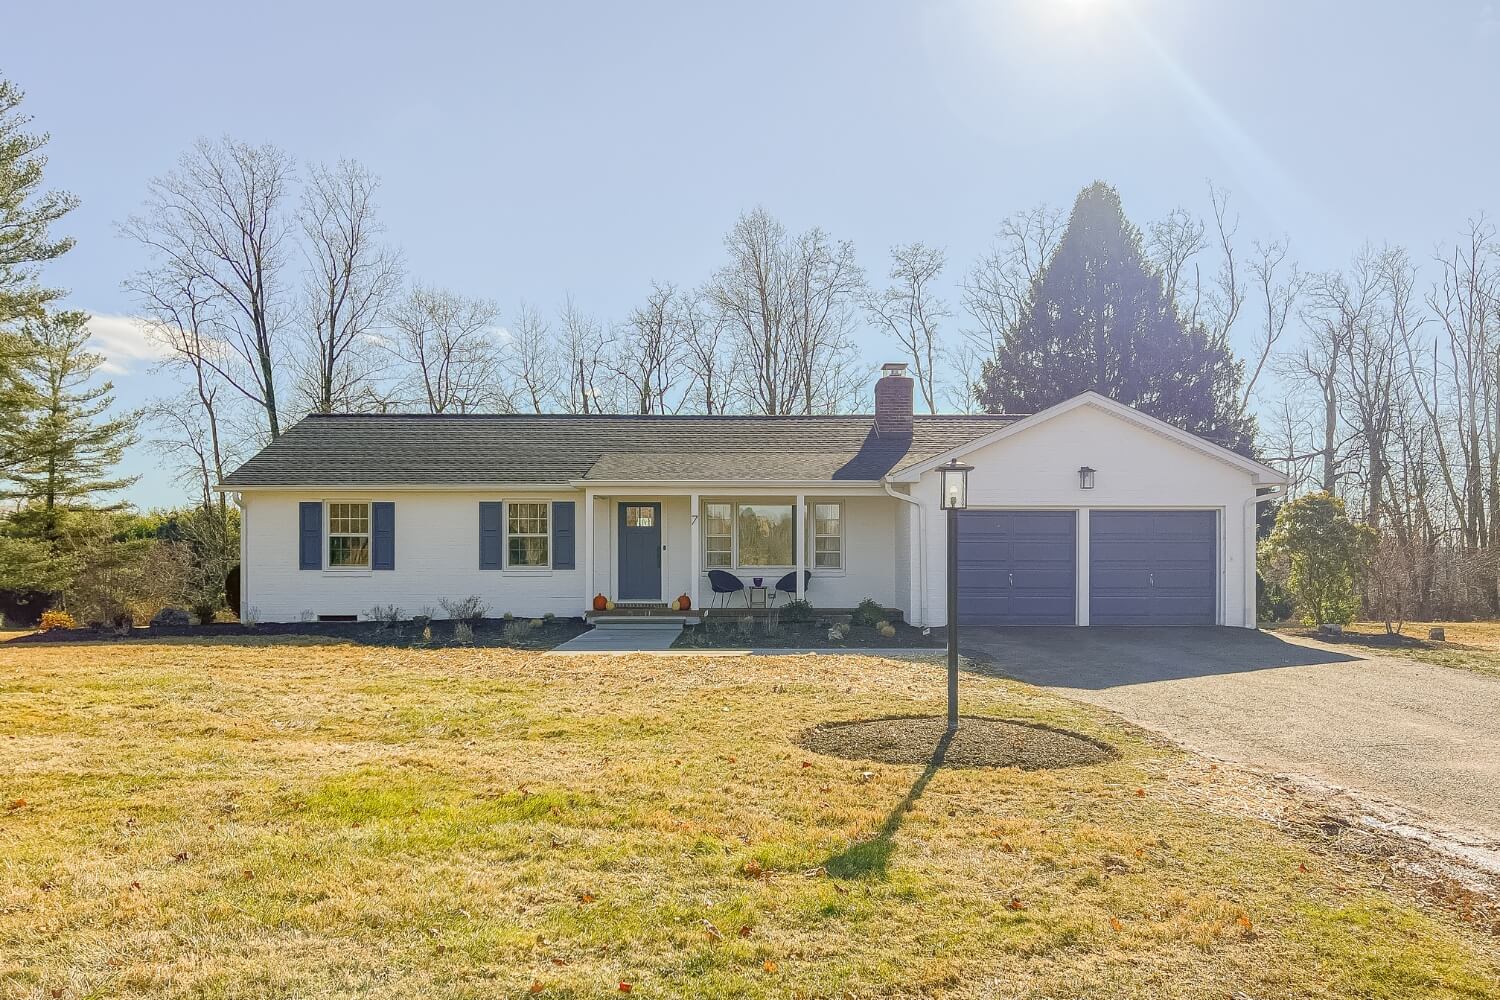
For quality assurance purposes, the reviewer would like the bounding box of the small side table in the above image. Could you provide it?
[747,586,768,608]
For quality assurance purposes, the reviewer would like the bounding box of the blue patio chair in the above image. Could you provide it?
[772,570,812,604]
[707,569,747,607]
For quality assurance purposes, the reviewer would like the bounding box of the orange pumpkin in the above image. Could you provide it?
[593,593,608,612]
[676,593,692,611]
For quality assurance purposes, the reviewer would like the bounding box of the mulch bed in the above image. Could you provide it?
[675,620,942,650]
[5,617,591,651]
[798,715,1118,769]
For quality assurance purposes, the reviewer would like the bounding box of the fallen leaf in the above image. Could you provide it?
[801,761,812,768]
[578,892,596,904]
[7,798,26,810]
[742,860,764,878]
[1134,789,1146,798]
[763,960,779,973]
[618,983,633,994]
[1109,916,1123,932]
[1298,863,1309,873]
[529,982,544,995]
[1236,913,1253,932]
[173,851,189,863]
[702,919,723,941]
[1007,897,1026,911]
[738,925,752,938]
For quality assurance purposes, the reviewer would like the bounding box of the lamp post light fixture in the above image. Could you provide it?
[939,459,974,733]
[1079,466,1097,490]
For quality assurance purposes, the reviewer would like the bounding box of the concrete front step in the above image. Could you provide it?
[590,616,697,629]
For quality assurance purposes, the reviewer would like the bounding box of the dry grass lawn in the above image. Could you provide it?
[1277,621,1500,678]
[3,638,1499,999]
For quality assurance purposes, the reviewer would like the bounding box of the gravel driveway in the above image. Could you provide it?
[965,626,1500,840]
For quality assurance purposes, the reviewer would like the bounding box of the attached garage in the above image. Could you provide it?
[1089,510,1217,625]
[955,510,1076,625]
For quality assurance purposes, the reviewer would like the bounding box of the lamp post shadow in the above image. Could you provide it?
[823,727,954,880]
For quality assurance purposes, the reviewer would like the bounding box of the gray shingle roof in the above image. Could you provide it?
[219,413,1023,488]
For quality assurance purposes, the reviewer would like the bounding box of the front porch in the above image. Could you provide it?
[578,487,904,617]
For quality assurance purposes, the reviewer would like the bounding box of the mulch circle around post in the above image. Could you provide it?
[798,715,1118,769]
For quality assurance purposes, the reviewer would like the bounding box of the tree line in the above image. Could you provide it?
[2,64,1497,626]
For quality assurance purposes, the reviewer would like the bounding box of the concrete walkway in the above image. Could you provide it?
[548,626,683,654]
[965,626,1500,841]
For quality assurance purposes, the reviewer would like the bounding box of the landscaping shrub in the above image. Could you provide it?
[439,595,490,624]
[851,598,885,627]
[736,616,755,635]
[1259,492,1374,627]
[368,604,404,628]
[503,619,534,641]
[780,598,813,623]
[38,609,76,632]
[452,622,475,645]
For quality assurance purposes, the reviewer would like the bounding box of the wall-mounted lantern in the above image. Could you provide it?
[1079,466,1097,490]
[940,459,974,510]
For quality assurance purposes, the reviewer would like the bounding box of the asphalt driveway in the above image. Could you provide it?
[964,626,1500,841]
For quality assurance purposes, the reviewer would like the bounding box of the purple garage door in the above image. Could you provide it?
[1089,510,1216,625]
[956,510,1077,625]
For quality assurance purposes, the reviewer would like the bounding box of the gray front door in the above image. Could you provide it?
[1089,510,1216,625]
[617,502,662,601]
[956,510,1077,625]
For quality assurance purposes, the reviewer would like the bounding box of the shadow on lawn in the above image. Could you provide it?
[824,727,953,879]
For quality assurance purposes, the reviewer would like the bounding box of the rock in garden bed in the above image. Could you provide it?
[799,715,1118,770]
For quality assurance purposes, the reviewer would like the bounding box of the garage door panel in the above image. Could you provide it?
[1089,511,1216,626]
[956,511,1076,626]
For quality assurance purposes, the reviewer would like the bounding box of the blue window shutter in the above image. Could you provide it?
[372,502,395,570]
[479,501,503,570]
[299,502,321,570]
[552,501,576,570]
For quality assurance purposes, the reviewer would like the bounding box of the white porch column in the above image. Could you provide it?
[689,492,700,610]
[582,488,594,611]
[795,493,806,601]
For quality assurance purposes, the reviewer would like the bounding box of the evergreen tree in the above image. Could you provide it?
[0,74,78,475]
[3,310,140,540]
[976,182,1256,454]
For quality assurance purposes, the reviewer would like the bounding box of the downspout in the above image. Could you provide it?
[1243,484,1283,628]
[232,492,247,621]
[883,480,927,627]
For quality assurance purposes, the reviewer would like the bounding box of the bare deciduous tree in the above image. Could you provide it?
[865,243,949,413]
[386,285,500,414]
[500,301,561,414]
[710,207,866,415]
[296,159,403,414]
[121,137,295,438]
[678,285,734,414]
[610,281,685,414]
[555,295,616,414]
[959,204,1063,409]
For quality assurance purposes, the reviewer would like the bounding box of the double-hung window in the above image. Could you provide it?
[704,503,733,567]
[507,501,550,568]
[328,502,371,569]
[812,502,843,570]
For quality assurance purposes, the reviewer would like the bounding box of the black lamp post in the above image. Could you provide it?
[939,458,974,734]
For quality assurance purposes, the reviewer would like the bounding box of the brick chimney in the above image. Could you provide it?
[874,362,914,437]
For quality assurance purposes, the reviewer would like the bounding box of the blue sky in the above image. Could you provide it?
[7,0,1498,507]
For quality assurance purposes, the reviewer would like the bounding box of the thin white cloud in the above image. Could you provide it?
[85,313,170,376]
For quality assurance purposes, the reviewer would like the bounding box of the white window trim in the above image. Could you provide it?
[697,500,847,576]
[811,501,845,575]
[703,501,734,571]
[503,499,553,574]
[324,499,372,575]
